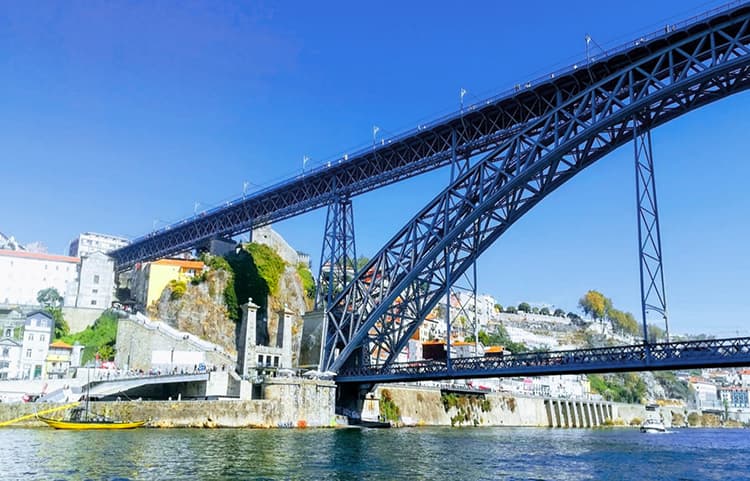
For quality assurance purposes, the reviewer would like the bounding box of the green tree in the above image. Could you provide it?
[540,307,551,316]
[48,307,70,340]
[97,344,115,361]
[505,305,517,314]
[518,302,531,313]
[62,310,118,364]
[226,243,286,319]
[466,326,528,353]
[648,324,666,342]
[607,308,640,337]
[531,307,540,314]
[356,256,370,271]
[37,287,62,308]
[494,304,503,313]
[553,308,566,317]
[296,263,316,301]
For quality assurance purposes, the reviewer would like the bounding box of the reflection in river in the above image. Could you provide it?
[2,426,749,480]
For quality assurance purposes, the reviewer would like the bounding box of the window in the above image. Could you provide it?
[92,289,98,294]
[2,348,8,358]
[273,356,279,367]
[4,328,10,337]
[39,334,45,343]
[93,275,100,284]
[90,300,97,306]
[257,355,263,365]
[28,334,34,341]
[26,349,32,358]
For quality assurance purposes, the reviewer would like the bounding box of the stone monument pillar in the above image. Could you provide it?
[237,299,260,378]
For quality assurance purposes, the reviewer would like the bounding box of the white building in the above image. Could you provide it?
[689,377,720,409]
[0,337,22,379]
[75,252,115,309]
[0,249,79,306]
[20,311,54,380]
[68,232,129,258]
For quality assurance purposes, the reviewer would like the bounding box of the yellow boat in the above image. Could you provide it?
[37,404,145,430]
[37,416,146,430]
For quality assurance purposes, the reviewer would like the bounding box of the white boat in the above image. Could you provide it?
[639,418,666,433]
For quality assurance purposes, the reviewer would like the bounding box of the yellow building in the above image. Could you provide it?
[46,340,73,379]
[133,259,205,308]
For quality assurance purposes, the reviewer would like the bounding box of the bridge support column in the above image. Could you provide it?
[544,399,555,428]
[589,403,599,427]
[581,402,591,427]
[568,401,578,428]
[576,402,585,428]
[553,400,562,428]
[562,401,571,428]
[634,123,669,342]
[315,196,357,310]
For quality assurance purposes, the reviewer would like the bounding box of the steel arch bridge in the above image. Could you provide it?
[110,3,750,273]
[321,4,750,373]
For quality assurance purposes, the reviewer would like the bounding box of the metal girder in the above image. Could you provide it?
[315,197,357,310]
[110,3,750,271]
[634,124,670,342]
[322,7,750,372]
[334,336,750,383]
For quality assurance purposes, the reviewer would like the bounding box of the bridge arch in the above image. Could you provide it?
[323,8,750,372]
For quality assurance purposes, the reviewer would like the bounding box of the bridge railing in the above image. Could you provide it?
[336,337,750,380]
[126,1,747,245]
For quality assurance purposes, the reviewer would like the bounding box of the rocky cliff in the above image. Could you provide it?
[150,269,238,356]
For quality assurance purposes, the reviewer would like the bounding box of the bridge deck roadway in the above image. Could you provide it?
[110,2,750,271]
[334,337,750,384]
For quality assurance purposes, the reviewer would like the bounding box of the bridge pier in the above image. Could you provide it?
[576,402,585,428]
[544,399,555,428]
[634,122,670,342]
[315,196,357,310]
[568,401,578,428]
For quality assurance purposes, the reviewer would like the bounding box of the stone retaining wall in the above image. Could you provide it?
[0,379,336,428]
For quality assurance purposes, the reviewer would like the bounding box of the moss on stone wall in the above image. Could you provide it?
[226,243,286,316]
[379,389,401,422]
[296,263,316,303]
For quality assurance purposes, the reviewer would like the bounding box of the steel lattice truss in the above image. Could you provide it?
[315,197,357,310]
[109,4,748,271]
[322,6,750,372]
[334,337,750,383]
[634,127,670,340]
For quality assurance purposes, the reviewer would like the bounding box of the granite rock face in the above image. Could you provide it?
[151,269,238,357]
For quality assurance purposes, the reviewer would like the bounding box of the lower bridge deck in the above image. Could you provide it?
[334,337,750,384]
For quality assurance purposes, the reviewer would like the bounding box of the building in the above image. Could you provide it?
[68,232,129,258]
[689,376,720,409]
[0,249,79,306]
[20,311,54,380]
[45,340,74,379]
[130,258,205,309]
[0,336,22,379]
[719,386,750,409]
[75,252,115,309]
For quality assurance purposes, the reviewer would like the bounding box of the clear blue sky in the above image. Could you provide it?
[2,1,748,335]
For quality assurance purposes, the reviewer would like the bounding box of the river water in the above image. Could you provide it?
[2,426,749,480]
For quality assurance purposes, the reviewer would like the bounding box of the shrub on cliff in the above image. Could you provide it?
[168,280,187,300]
[196,254,240,321]
[226,242,286,316]
[296,263,316,301]
[62,310,118,363]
